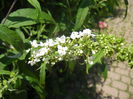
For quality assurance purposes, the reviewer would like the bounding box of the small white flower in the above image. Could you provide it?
[80,29,96,37]
[90,34,96,37]
[34,58,40,62]
[58,57,63,61]
[79,50,83,54]
[74,44,78,47]
[26,49,30,53]
[87,56,94,65]
[30,40,38,47]
[57,45,68,56]
[60,35,66,43]
[28,61,33,65]
[42,58,45,61]
[28,59,38,66]
[36,47,49,57]
[45,39,55,47]
[82,29,92,36]
[92,50,96,54]
[89,61,94,65]
[39,42,45,46]
[51,62,55,65]
[79,31,84,37]
[56,35,66,44]
[70,32,80,39]
[55,37,60,44]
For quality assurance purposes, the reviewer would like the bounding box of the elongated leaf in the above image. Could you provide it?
[86,63,89,74]
[40,62,47,85]
[68,60,76,72]
[74,0,90,30]
[0,52,22,68]
[0,62,6,69]
[0,24,24,52]
[25,71,45,99]
[102,64,108,80]
[25,75,45,99]
[25,76,39,85]
[93,50,104,64]
[86,50,104,73]
[18,60,45,98]
[15,29,25,42]
[4,8,54,28]
[0,70,10,75]
[28,0,41,20]
[28,0,41,12]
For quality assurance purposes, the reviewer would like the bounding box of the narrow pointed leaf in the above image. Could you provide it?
[74,0,90,30]
[0,70,10,75]
[102,64,108,80]
[40,61,47,85]
[0,24,24,52]
[68,60,76,72]
[28,0,41,12]
[4,8,54,28]
[93,50,104,64]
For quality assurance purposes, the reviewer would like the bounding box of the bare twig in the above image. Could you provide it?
[1,0,18,24]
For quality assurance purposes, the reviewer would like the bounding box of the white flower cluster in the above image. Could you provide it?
[70,29,95,39]
[57,45,68,56]
[28,29,96,66]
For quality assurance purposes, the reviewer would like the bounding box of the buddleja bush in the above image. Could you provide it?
[28,29,133,67]
[0,27,133,98]
[27,28,133,99]
[0,0,130,99]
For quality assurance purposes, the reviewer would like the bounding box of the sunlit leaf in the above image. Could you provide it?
[28,0,41,12]
[74,0,90,30]
[4,8,54,28]
[0,70,10,75]
[40,61,47,85]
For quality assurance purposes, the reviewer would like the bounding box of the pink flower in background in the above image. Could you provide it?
[98,21,108,29]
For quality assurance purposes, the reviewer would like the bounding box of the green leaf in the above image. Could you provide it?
[68,60,76,72]
[4,8,54,28]
[18,61,45,99]
[28,0,41,12]
[74,0,90,30]
[28,0,41,20]
[25,75,45,99]
[0,24,24,52]
[15,29,25,42]
[0,70,10,75]
[0,52,22,67]
[102,64,108,80]
[40,62,47,85]
[86,63,90,74]
[93,50,105,64]
[25,76,39,85]
[86,50,105,74]
[0,62,6,70]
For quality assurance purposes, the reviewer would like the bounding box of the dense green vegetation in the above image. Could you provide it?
[0,0,131,99]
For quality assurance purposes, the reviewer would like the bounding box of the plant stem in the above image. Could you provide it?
[1,0,18,24]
